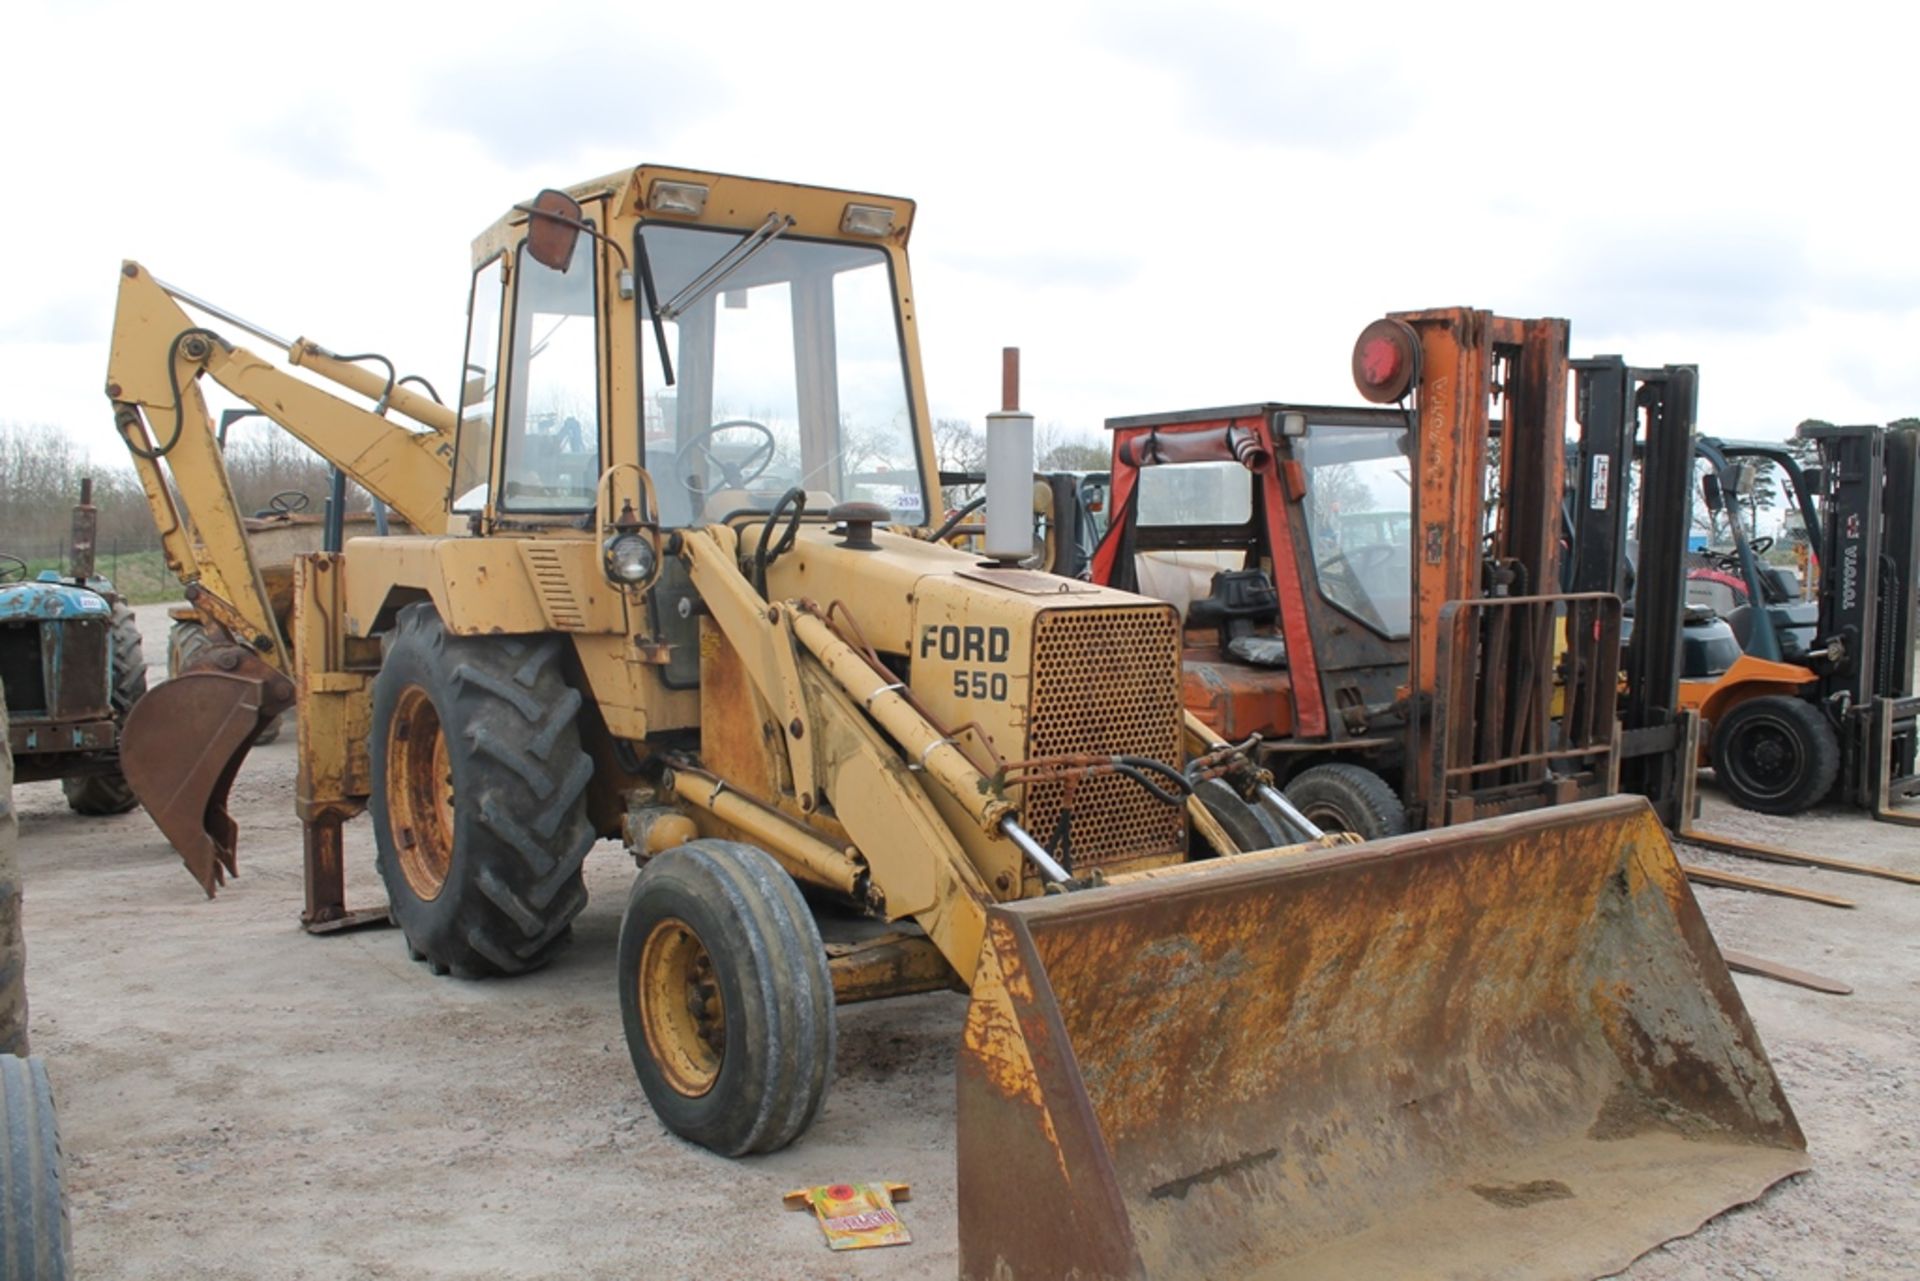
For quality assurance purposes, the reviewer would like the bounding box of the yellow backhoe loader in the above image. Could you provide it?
[107,166,1805,1279]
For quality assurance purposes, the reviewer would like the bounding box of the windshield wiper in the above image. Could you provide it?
[657,213,796,323]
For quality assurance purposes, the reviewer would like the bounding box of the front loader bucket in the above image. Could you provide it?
[958,796,1806,1281]
[121,669,285,896]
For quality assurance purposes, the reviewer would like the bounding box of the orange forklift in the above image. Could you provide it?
[1088,309,1626,837]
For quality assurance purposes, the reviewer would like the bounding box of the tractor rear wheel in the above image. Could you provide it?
[1710,694,1840,815]
[1283,763,1408,841]
[0,1054,71,1280]
[618,840,834,1156]
[62,602,145,816]
[369,604,595,977]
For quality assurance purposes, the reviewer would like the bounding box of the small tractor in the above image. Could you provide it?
[1,480,148,816]
[104,167,1806,1279]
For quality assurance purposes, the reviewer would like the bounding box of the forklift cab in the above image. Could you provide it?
[1693,438,1823,666]
[1089,403,1414,748]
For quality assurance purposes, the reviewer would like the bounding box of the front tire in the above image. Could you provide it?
[1,693,24,1059]
[0,1054,71,1280]
[62,602,146,816]
[1192,777,1288,852]
[1710,694,1840,815]
[369,604,596,977]
[1283,763,1408,841]
[618,840,834,1156]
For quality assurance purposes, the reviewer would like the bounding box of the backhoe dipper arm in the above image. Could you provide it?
[106,260,453,659]
[104,261,456,899]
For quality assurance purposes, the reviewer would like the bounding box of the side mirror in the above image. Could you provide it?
[1800,466,1825,496]
[525,189,584,271]
[1732,461,1758,498]
[1701,472,1724,513]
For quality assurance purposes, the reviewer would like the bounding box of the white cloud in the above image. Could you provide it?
[4,0,1919,473]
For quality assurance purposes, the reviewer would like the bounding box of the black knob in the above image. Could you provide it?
[830,501,891,550]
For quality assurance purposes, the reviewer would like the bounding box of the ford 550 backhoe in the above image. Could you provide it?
[106,166,1805,1279]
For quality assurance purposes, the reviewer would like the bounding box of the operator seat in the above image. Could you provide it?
[1188,569,1288,669]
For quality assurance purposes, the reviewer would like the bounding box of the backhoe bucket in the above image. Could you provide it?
[958,796,1806,1281]
[121,668,285,896]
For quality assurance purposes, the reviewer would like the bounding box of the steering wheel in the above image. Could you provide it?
[0,554,28,584]
[674,420,777,496]
[267,490,312,516]
[1747,535,1774,557]
[1348,543,1397,570]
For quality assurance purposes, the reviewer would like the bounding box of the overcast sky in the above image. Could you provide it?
[5,0,1916,467]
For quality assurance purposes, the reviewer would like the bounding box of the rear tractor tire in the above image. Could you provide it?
[617,840,835,1156]
[62,602,146,817]
[1709,694,1840,816]
[369,604,596,978]
[1283,763,1408,842]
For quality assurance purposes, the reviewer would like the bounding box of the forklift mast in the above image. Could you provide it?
[1798,422,1920,815]
[1387,310,1620,826]
[1566,358,1699,829]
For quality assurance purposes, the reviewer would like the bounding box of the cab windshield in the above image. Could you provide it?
[1299,422,1412,638]
[637,224,925,527]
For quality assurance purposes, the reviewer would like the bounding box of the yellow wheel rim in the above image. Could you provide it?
[638,920,725,1097]
[386,685,455,901]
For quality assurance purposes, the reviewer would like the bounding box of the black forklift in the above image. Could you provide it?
[1570,358,1918,824]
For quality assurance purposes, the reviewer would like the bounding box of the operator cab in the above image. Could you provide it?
[1690,440,1823,665]
[452,170,931,544]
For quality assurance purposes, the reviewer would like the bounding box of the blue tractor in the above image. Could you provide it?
[0,481,148,816]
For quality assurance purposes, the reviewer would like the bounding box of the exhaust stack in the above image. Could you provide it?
[984,347,1034,563]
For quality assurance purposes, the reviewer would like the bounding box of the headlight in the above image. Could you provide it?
[840,202,896,237]
[648,181,709,216]
[604,532,657,584]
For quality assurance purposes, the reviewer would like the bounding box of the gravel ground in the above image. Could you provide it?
[8,604,1917,1279]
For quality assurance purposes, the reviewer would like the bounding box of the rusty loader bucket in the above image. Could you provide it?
[958,796,1806,1280]
[120,652,292,896]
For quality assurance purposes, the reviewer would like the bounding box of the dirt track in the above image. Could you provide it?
[9,605,1918,1279]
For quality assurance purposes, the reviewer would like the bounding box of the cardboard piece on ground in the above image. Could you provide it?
[783,1181,912,1251]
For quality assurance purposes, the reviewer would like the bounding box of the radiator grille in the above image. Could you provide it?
[1022,605,1185,868]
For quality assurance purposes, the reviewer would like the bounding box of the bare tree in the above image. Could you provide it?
[1035,421,1108,472]
[933,418,985,475]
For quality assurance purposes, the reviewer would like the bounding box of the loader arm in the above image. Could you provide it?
[678,526,997,980]
[104,261,455,896]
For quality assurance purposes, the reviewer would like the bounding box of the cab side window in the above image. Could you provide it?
[451,256,505,512]
[500,231,600,512]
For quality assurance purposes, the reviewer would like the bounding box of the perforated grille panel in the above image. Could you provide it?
[1023,605,1185,868]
